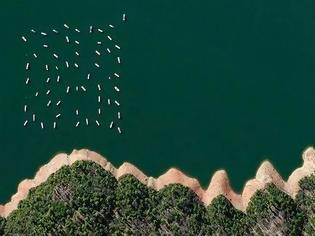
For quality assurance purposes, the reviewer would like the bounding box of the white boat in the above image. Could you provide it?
[41,32,47,36]
[56,100,61,106]
[75,28,80,32]
[66,86,70,93]
[75,121,80,127]
[109,24,114,28]
[95,50,100,55]
[87,74,90,80]
[75,51,79,56]
[25,77,30,85]
[47,100,51,107]
[40,122,44,129]
[46,90,51,95]
[115,45,120,49]
[123,14,126,21]
[85,118,89,125]
[53,122,57,129]
[57,75,60,82]
[30,29,36,33]
[52,29,59,33]
[108,76,111,80]
[97,84,101,91]
[43,44,48,48]
[35,92,39,97]
[95,63,100,68]
[114,86,120,92]
[53,53,58,59]
[65,36,70,43]
[74,63,79,68]
[32,114,36,122]
[75,40,79,45]
[81,86,86,92]
[45,64,49,71]
[107,98,111,105]
[89,25,93,33]
[24,105,27,112]
[97,28,103,33]
[76,86,78,91]
[56,114,61,118]
[109,121,114,129]
[21,36,27,42]
[98,96,101,103]
[114,73,120,78]
[118,112,121,119]
[55,66,59,70]
[23,120,28,127]
[65,61,69,68]
[26,63,30,70]
[117,127,122,134]
[114,100,120,106]
[98,108,101,114]
[107,35,112,41]
[96,120,100,126]
[46,77,50,83]
[97,41,102,45]
[33,53,38,58]
[64,24,70,29]
[117,57,121,64]
[106,48,111,54]
[76,109,79,115]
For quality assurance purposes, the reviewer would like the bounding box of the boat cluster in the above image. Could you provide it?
[21,15,127,134]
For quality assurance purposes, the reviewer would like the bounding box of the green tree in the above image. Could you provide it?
[246,183,304,235]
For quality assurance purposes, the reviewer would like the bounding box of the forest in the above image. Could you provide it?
[1,161,314,235]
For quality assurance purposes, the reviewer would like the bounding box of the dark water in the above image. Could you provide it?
[1,0,315,203]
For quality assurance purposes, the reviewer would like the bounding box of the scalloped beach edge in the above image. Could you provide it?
[1,147,315,217]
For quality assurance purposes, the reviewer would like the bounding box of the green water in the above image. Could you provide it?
[1,0,315,203]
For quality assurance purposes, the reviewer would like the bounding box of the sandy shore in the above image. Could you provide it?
[0,147,314,217]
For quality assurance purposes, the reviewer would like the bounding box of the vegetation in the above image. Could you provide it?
[1,161,315,235]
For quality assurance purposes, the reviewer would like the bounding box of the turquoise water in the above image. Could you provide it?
[1,0,315,203]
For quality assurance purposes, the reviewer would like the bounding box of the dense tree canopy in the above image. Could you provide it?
[1,161,315,235]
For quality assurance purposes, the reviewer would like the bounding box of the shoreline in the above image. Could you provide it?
[1,147,315,217]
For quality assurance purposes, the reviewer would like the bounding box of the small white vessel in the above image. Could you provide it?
[24,105,27,112]
[85,118,89,125]
[46,77,50,83]
[95,50,100,55]
[41,32,47,36]
[117,57,121,64]
[75,40,79,45]
[96,120,100,126]
[40,122,44,129]
[23,120,28,127]
[114,100,120,106]
[106,48,111,54]
[47,100,51,107]
[81,86,86,92]
[114,86,120,92]
[97,41,102,45]
[55,66,59,70]
[33,53,38,58]
[98,108,101,115]
[114,73,120,78]
[75,51,79,56]
[57,75,60,82]
[75,109,79,115]
[45,64,49,71]
[97,84,101,91]
[56,100,61,106]
[75,121,80,127]
[32,114,36,122]
[66,86,70,93]
[56,114,61,118]
[76,86,79,91]
[89,25,93,33]
[46,90,51,95]
[109,24,114,28]
[117,127,122,134]
[74,63,79,68]
[52,29,59,33]
[21,36,27,42]
[107,98,111,105]
[26,63,30,70]
[53,53,58,59]
[25,77,30,85]
[98,95,101,103]
[30,29,36,33]
[109,121,114,129]
[65,61,69,68]
[115,45,120,49]
[43,44,48,48]
[64,24,70,29]
[107,35,112,41]
[97,28,103,33]
[123,14,126,21]
[35,91,39,97]
[75,28,80,32]
[94,63,100,68]
[65,36,70,43]
[53,122,57,129]
[118,112,121,119]
[87,74,90,80]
